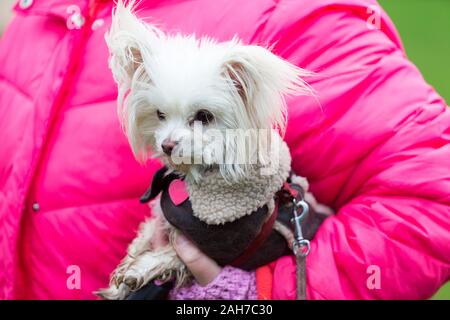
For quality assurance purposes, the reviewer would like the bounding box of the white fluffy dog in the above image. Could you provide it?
[97,0,320,300]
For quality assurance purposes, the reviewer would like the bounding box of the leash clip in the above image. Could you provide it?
[291,199,310,257]
[291,197,311,300]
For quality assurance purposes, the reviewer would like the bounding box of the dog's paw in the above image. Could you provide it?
[110,272,124,288]
[123,268,146,290]
[94,283,131,300]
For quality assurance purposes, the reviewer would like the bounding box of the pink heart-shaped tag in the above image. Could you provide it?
[168,179,189,206]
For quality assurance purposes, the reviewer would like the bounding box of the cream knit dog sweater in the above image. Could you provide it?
[186,136,292,225]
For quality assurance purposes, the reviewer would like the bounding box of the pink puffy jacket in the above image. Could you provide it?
[0,0,449,300]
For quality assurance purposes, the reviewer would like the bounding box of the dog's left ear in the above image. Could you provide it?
[221,42,313,132]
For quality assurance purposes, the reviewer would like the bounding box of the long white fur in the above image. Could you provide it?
[98,0,320,299]
[106,0,314,181]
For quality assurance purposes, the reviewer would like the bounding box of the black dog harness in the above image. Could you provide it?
[132,167,327,299]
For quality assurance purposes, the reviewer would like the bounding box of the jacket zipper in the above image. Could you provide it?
[23,0,108,214]
[15,0,110,299]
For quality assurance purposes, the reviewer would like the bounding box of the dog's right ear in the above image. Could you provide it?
[105,0,163,97]
[106,1,164,158]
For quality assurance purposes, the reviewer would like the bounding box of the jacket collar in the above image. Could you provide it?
[13,0,179,20]
[14,0,92,20]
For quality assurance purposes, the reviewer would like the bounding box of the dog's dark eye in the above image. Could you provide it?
[194,110,214,125]
[157,110,166,121]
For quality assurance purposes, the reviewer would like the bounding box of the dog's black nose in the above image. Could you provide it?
[161,139,176,155]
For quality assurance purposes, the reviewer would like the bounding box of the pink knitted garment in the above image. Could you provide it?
[169,266,257,300]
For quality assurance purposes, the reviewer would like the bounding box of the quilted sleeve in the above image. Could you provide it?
[258,0,450,299]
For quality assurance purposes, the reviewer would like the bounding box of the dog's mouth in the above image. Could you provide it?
[163,155,192,174]
[159,143,205,169]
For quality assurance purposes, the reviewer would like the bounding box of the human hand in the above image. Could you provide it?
[150,214,222,286]
[173,233,222,286]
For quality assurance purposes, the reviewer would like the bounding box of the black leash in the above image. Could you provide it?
[291,197,311,300]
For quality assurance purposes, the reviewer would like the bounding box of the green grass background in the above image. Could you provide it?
[378,0,449,300]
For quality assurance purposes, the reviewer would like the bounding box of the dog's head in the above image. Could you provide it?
[106,0,313,182]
